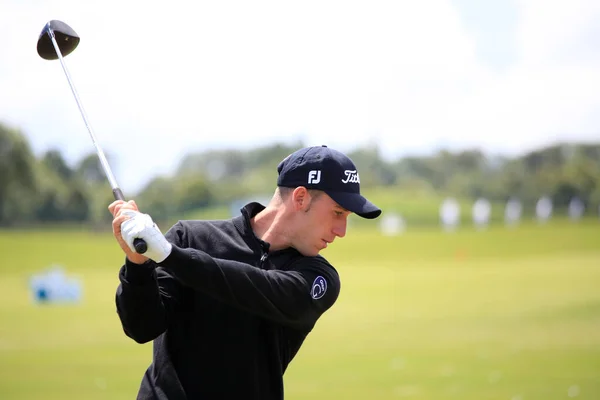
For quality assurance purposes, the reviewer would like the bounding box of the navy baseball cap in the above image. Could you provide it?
[277,145,382,219]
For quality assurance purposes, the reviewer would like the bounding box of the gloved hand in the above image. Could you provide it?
[120,211,173,263]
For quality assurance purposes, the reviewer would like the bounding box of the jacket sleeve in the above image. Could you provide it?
[158,243,341,330]
[115,227,186,344]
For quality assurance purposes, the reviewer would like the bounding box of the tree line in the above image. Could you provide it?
[1,121,599,227]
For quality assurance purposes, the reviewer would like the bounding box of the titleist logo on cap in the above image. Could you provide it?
[342,170,360,184]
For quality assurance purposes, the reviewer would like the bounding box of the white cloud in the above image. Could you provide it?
[0,0,598,192]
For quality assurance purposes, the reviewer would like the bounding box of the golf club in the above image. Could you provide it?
[37,20,147,254]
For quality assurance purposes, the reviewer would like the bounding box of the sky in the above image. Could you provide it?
[1,0,599,193]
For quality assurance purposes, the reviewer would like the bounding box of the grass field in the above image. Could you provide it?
[0,218,599,399]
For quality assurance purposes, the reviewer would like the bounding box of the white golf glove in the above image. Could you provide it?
[120,211,173,263]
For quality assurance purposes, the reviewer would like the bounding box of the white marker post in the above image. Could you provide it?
[440,198,460,231]
[504,197,522,226]
[379,213,406,236]
[568,197,585,221]
[472,198,491,229]
[536,196,553,223]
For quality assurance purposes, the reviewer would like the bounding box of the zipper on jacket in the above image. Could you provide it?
[259,252,268,267]
[258,242,270,268]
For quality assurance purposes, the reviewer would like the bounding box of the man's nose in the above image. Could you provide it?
[332,218,347,238]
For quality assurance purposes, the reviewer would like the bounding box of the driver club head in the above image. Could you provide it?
[37,20,80,60]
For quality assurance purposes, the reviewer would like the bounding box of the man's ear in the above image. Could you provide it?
[291,186,309,211]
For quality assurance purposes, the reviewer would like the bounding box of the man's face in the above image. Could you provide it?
[292,191,351,256]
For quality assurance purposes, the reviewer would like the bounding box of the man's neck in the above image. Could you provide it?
[250,206,292,252]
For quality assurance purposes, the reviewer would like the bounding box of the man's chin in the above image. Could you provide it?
[295,247,320,257]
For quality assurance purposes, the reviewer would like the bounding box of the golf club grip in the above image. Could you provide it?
[112,188,148,254]
[133,239,148,254]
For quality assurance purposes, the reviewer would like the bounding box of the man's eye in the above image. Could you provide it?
[335,211,343,216]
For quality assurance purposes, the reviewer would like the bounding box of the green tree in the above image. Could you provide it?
[136,176,176,222]
[75,153,107,184]
[0,123,37,225]
[41,149,73,181]
[175,174,214,213]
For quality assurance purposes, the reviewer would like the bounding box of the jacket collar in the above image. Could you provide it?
[233,202,270,251]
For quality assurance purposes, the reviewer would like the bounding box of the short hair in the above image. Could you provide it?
[277,186,323,201]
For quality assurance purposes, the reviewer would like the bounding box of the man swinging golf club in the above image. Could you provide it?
[109,145,382,399]
[36,18,382,400]
[36,21,382,398]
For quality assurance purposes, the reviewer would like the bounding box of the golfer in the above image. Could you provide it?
[109,145,381,400]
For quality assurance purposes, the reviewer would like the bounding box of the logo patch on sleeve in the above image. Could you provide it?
[311,276,327,300]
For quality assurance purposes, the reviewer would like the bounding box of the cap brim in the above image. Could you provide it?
[326,191,382,219]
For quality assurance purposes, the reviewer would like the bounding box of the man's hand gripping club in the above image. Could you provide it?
[109,200,172,264]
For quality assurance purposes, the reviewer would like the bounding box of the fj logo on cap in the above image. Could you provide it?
[308,170,321,184]
[342,170,360,184]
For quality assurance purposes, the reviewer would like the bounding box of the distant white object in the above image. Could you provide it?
[29,265,83,304]
[536,196,553,222]
[440,198,460,230]
[568,197,585,220]
[379,213,405,236]
[504,197,522,225]
[472,198,491,228]
[568,385,580,398]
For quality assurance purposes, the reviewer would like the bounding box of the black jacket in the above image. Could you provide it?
[115,202,341,399]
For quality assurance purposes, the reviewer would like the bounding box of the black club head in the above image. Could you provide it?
[37,20,80,60]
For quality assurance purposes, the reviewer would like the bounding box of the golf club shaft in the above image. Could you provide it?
[48,29,124,201]
[48,28,147,254]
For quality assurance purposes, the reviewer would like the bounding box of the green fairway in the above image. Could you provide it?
[1,219,599,399]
